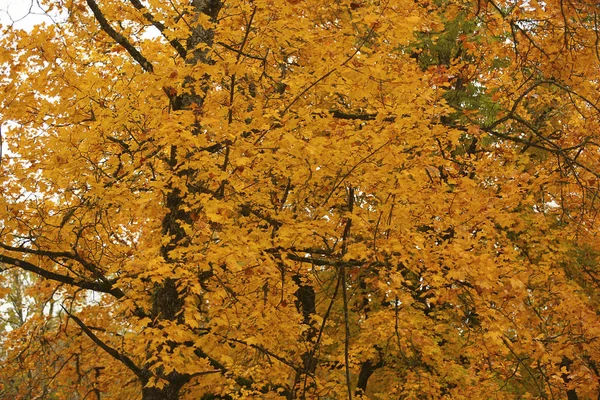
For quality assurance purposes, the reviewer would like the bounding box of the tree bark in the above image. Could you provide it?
[142,381,186,400]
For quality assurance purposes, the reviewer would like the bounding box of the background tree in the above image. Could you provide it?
[2,0,600,399]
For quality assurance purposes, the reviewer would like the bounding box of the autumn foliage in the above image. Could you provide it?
[2,0,600,398]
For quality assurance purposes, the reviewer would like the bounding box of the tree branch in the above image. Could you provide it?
[216,41,266,61]
[86,0,154,72]
[0,242,115,286]
[341,187,354,400]
[331,110,377,121]
[355,355,384,396]
[128,0,187,59]
[284,253,363,267]
[61,306,146,379]
[0,253,124,298]
[300,272,342,395]
[219,336,300,372]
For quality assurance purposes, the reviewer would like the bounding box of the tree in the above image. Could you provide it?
[2,0,600,398]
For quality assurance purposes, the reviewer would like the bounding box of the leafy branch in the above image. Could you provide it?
[128,0,187,59]
[86,0,154,72]
[61,305,146,380]
[0,253,123,298]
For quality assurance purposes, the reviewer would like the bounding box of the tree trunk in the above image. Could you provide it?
[142,382,185,400]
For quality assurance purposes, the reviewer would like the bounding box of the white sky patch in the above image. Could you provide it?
[0,0,54,29]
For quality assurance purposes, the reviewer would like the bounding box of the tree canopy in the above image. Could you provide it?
[2,0,600,399]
